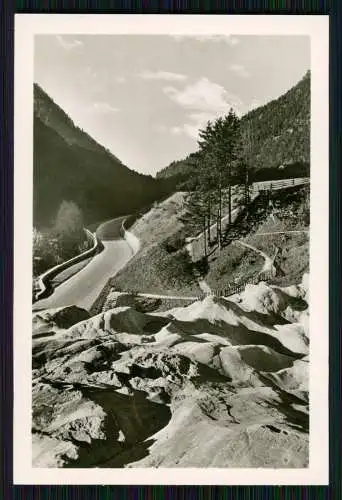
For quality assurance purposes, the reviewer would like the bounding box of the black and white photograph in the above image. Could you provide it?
[13,15,329,485]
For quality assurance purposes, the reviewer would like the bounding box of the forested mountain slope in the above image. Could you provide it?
[34,84,174,228]
[156,71,310,183]
[240,70,310,171]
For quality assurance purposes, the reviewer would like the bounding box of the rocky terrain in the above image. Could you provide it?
[32,274,309,468]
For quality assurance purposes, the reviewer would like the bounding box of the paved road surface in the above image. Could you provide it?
[33,216,133,312]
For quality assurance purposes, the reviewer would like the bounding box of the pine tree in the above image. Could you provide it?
[240,121,255,215]
[220,110,241,226]
[182,189,209,257]
[197,110,241,249]
[181,109,243,259]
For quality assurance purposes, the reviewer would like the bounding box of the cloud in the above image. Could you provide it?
[170,126,183,136]
[229,64,250,78]
[84,66,97,79]
[171,123,198,139]
[171,34,239,46]
[155,124,168,133]
[114,76,126,83]
[164,77,242,140]
[170,111,224,140]
[194,35,240,46]
[138,70,187,81]
[56,35,83,51]
[163,77,242,114]
[90,102,119,114]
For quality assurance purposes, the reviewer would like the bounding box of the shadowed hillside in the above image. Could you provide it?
[34,84,175,228]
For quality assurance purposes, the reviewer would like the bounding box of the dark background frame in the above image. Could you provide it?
[1,1,341,498]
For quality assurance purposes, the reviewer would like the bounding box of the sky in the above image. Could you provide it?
[34,35,310,176]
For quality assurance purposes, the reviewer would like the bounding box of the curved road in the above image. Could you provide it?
[33,216,134,312]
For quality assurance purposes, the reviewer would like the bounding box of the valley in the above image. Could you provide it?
[31,71,311,470]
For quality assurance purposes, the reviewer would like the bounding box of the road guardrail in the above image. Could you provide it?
[34,229,102,302]
[121,218,141,255]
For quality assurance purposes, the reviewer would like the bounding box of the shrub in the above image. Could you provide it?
[162,231,186,253]
[32,201,89,276]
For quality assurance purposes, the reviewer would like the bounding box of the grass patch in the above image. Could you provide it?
[205,243,264,290]
[271,235,309,287]
[111,241,200,296]
[271,185,310,229]
[130,192,186,248]
[244,231,309,287]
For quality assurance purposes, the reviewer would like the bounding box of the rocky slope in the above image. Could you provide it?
[32,275,309,468]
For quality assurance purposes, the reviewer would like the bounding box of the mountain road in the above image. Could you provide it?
[33,216,134,312]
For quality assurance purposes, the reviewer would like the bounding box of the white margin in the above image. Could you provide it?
[13,14,329,485]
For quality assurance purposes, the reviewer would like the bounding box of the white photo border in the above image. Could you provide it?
[13,14,329,485]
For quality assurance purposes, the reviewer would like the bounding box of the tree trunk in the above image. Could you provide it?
[245,168,249,216]
[228,183,232,226]
[207,217,210,247]
[207,197,211,245]
[203,217,207,257]
[218,183,222,250]
[216,208,220,242]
